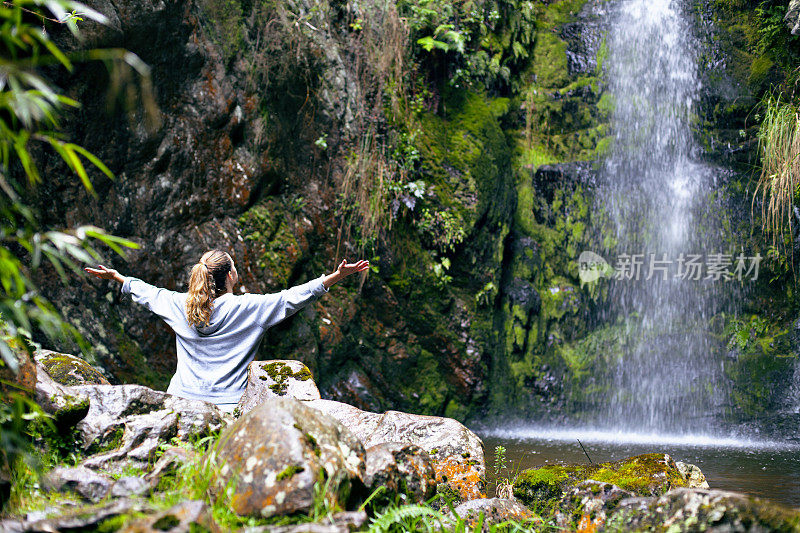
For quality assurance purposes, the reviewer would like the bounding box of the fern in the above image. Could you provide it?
[368,504,446,532]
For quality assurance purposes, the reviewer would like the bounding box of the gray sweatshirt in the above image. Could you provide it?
[121,276,329,404]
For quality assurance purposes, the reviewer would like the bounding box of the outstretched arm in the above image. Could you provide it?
[322,259,370,289]
[84,265,126,284]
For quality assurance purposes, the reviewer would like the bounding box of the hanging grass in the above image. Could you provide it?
[754,94,800,247]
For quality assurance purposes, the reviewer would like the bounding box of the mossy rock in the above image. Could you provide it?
[35,350,109,387]
[513,453,691,509]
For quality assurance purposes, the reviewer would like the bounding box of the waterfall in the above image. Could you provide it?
[595,0,731,433]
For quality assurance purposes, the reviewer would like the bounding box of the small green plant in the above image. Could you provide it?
[753,94,800,249]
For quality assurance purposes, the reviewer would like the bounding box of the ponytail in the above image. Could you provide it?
[185,249,232,327]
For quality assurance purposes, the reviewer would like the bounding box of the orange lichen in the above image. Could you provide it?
[433,457,486,500]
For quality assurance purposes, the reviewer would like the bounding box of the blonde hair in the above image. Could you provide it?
[186,249,232,327]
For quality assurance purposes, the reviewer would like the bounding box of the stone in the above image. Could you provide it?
[514,453,692,508]
[212,397,366,518]
[553,480,635,531]
[364,442,437,504]
[43,466,114,502]
[0,336,36,399]
[33,364,90,427]
[606,488,800,532]
[71,384,223,469]
[675,461,710,489]
[0,497,145,532]
[308,399,486,500]
[110,476,152,498]
[786,0,800,35]
[236,360,320,416]
[34,349,110,386]
[144,446,198,487]
[247,524,348,533]
[119,500,212,533]
[450,498,536,532]
[244,511,367,533]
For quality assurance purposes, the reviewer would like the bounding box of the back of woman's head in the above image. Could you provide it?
[186,249,232,327]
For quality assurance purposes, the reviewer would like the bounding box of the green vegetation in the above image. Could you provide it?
[754,95,800,247]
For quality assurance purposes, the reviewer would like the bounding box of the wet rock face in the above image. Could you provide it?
[308,399,485,500]
[364,442,436,504]
[450,498,535,532]
[35,350,109,386]
[560,0,610,76]
[606,488,800,532]
[237,360,320,416]
[212,397,366,518]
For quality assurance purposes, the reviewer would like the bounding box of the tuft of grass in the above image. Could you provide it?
[753,94,800,248]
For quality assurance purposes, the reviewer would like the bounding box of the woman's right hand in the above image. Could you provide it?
[84,265,126,283]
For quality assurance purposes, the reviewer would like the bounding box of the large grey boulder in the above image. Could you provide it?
[211,397,366,518]
[364,442,436,504]
[34,364,90,427]
[236,360,321,416]
[71,384,223,469]
[43,466,114,503]
[308,399,485,500]
[35,349,109,386]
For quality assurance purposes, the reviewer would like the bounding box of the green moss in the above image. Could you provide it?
[514,454,690,509]
[88,426,125,455]
[276,464,305,481]
[238,200,304,290]
[38,353,107,386]
[721,314,795,418]
[261,362,314,396]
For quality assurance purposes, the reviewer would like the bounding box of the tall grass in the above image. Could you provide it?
[754,94,800,246]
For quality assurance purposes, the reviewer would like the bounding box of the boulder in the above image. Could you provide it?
[605,488,800,532]
[363,442,436,504]
[211,397,366,518]
[552,480,635,531]
[33,364,90,427]
[513,454,694,508]
[71,384,223,469]
[675,460,709,489]
[110,476,152,498]
[43,466,114,503]
[308,399,486,501]
[0,498,146,532]
[119,500,212,533]
[244,511,367,533]
[144,446,198,488]
[450,498,536,532]
[34,349,109,386]
[237,360,320,416]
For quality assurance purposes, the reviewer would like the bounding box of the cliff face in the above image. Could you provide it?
[36,0,800,424]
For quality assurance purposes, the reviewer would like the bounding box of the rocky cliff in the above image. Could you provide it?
[34,0,800,425]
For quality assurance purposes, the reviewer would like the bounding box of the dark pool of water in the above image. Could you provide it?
[478,427,800,508]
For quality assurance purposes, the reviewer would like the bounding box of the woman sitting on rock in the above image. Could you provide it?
[85,250,368,412]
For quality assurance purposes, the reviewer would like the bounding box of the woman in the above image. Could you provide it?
[85,250,369,412]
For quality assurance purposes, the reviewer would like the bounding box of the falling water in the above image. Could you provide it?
[596,0,731,433]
